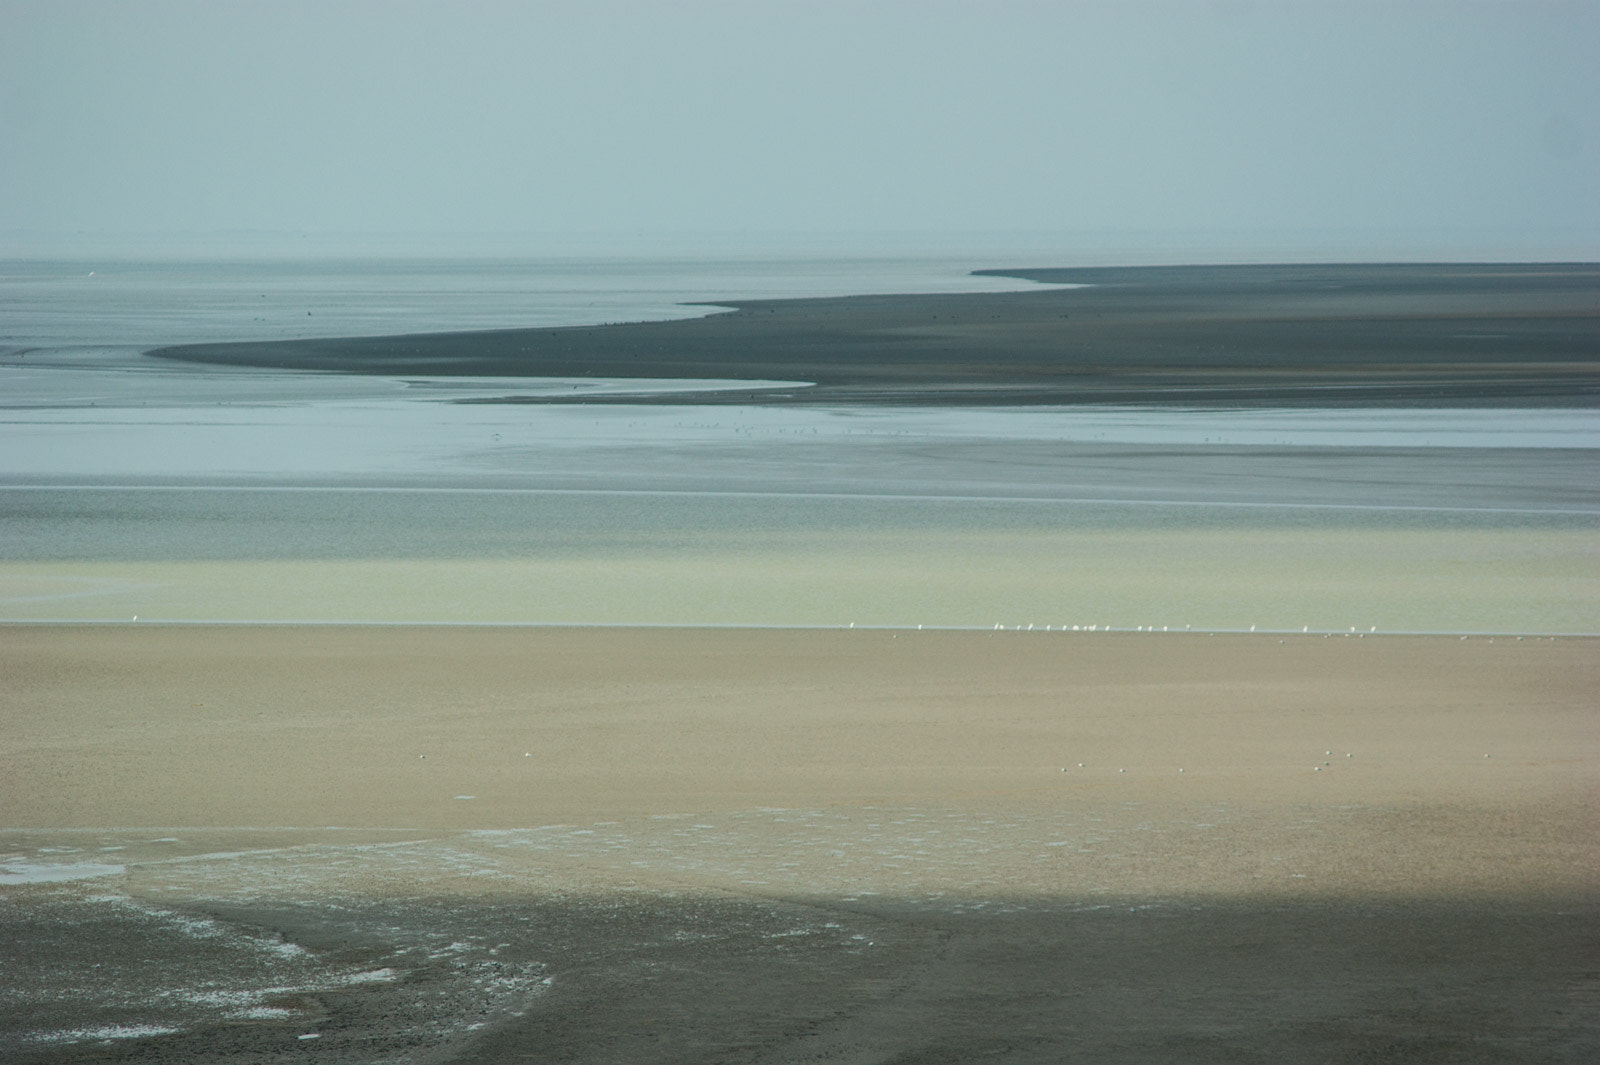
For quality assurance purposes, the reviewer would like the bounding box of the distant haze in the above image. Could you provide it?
[2,0,1596,261]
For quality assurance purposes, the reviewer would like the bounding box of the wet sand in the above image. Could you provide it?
[147,262,1600,407]
[3,626,1596,1062]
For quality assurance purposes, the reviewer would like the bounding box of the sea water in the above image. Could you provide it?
[1,255,1594,632]
[0,254,1064,351]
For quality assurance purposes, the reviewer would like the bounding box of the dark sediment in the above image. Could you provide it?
[9,892,1595,1065]
[462,895,1600,1065]
[145,262,1600,407]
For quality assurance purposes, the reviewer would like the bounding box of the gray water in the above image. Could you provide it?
[0,255,1063,350]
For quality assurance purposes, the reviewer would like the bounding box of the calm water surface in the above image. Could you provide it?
[1,256,1593,631]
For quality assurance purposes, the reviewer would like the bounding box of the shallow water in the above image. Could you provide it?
[0,255,1064,350]
[1,487,1594,632]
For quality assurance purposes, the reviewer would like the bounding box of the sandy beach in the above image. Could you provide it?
[3,625,1596,1062]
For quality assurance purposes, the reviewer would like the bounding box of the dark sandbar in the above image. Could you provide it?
[146,262,1600,407]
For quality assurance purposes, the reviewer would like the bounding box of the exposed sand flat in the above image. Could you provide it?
[3,626,1597,841]
[2,626,1596,1062]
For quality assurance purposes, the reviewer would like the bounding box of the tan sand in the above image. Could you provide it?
[2,625,1596,1063]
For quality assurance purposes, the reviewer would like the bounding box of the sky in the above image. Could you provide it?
[2,0,1596,259]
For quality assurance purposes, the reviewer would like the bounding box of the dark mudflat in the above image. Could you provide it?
[9,893,1594,1065]
[146,262,1600,407]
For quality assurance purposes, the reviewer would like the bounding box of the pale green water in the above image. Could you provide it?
[3,490,1594,632]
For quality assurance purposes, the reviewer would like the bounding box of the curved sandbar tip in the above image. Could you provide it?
[143,262,1600,409]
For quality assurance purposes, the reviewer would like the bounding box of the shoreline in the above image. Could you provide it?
[3,619,1596,636]
[143,262,1600,408]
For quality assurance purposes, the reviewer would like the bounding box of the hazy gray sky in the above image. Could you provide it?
[2,0,1596,257]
